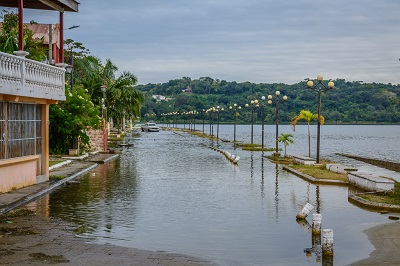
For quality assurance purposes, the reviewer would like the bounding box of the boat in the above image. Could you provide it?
[141,122,160,132]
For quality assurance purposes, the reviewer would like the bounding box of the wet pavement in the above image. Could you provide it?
[0,154,215,266]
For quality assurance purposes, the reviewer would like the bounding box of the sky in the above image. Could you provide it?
[17,0,400,85]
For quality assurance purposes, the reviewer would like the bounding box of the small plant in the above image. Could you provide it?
[277,133,294,156]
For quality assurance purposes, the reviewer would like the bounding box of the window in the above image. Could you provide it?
[0,102,42,160]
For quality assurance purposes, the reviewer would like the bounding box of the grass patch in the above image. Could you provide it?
[359,183,400,205]
[107,142,117,148]
[188,131,215,140]
[290,164,348,182]
[49,175,65,180]
[266,155,294,164]
[108,137,124,142]
[49,160,64,167]
[237,143,279,152]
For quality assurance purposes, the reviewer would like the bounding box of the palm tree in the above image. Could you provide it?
[291,110,324,157]
[278,133,294,156]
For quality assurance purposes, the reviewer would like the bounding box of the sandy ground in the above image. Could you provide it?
[2,210,400,265]
[350,221,400,265]
[0,210,216,266]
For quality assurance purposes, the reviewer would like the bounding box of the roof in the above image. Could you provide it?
[0,0,79,12]
[28,24,60,45]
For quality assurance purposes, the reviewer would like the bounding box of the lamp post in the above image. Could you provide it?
[260,96,273,150]
[183,112,187,130]
[269,91,288,155]
[245,99,258,144]
[305,75,334,163]
[229,104,241,145]
[202,109,205,133]
[101,85,107,152]
[192,110,197,132]
[216,106,224,140]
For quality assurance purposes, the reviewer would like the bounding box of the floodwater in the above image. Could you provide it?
[30,125,399,265]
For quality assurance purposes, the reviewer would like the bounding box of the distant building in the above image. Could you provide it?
[182,86,192,93]
[152,95,172,102]
[152,95,166,102]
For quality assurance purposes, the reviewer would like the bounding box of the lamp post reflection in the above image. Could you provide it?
[101,84,107,151]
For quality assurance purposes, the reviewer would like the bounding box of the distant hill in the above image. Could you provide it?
[135,77,400,124]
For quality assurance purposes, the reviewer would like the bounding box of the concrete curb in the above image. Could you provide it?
[282,165,349,186]
[49,160,72,171]
[348,194,400,212]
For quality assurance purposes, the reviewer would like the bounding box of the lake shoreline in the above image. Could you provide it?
[350,221,400,265]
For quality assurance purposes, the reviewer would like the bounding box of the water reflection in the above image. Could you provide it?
[27,128,397,265]
[275,163,279,223]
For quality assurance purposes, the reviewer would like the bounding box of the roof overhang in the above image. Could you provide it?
[0,0,79,12]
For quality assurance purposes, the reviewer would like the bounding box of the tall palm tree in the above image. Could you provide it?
[107,71,144,132]
[291,110,324,157]
[278,133,294,156]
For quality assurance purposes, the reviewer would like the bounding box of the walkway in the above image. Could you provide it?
[0,154,214,266]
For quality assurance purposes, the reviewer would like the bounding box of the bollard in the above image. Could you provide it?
[322,229,334,256]
[312,213,322,235]
[296,203,314,219]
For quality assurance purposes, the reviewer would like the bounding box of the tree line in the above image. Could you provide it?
[137,77,400,124]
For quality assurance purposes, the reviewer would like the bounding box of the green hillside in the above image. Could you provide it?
[136,77,400,124]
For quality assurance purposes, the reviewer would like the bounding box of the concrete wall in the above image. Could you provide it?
[87,129,104,152]
[0,155,39,193]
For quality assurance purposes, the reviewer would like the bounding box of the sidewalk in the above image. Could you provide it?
[0,154,215,266]
[0,155,105,215]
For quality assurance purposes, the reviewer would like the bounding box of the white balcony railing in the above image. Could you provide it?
[0,51,66,101]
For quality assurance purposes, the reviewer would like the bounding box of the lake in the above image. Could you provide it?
[30,125,400,265]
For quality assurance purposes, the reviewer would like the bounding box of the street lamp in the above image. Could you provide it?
[101,84,107,152]
[229,104,241,146]
[260,96,273,150]
[216,106,224,140]
[192,110,197,132]
[305,75,334,163]
[202,109,206,133]
[245,99,259,144]
[269,90,288,155]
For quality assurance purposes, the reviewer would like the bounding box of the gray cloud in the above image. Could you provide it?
[19,0,400,84]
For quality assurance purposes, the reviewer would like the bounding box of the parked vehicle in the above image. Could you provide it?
[141,122,160,132]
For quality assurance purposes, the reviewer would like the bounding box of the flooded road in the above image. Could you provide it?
[32,126,399,265]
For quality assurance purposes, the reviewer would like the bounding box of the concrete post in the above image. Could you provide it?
[322,229,334,255]
[312,213,322,235]
[296,203,314,219]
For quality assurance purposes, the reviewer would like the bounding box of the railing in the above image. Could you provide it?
[0,51,65,101]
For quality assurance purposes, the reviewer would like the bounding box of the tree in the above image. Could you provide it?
[278,133,294,156]
[49,85,100,154]
[291,110,324,157]
[0,10,47,61]
[107,72,144,131]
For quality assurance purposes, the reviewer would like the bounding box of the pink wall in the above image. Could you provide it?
[0,156,39,193]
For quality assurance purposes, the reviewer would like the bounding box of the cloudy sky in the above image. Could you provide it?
[20,0,400,85]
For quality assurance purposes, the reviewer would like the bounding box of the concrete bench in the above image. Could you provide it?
[348,172,394,192]
[326,164,358,174]
[290,155,317,165]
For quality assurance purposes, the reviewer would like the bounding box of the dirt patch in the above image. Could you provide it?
[29,252,70,264]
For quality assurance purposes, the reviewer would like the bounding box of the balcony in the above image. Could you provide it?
[0,51,66,101]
